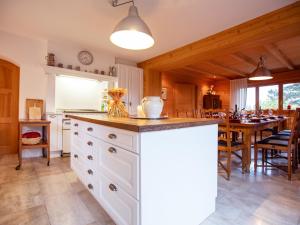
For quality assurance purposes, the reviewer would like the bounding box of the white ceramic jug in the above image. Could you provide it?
[141,96,164,118]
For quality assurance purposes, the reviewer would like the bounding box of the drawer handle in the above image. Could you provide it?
[87,169,93,175]
[108,147,117,153]
[74,123,78,127]
[109,183,118,192]
[87,141,93,146]
[74,154,78,158]
[87,155,93,160]
[74,132,78,136]
[108,133,117,139]
[88,184,93,190]
[87,127,93,132]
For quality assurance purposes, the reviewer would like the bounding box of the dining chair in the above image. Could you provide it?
[254,108,300,180]
[218,112,246,180]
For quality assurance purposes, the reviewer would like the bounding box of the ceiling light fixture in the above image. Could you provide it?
[248,56,273,81]
[110,0,154,50]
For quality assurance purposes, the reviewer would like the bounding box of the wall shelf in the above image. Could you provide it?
[43,65,118,82]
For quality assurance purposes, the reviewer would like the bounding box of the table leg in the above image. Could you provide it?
[47,125,50,166]
[244,129,252,172]
[16,124,22,170]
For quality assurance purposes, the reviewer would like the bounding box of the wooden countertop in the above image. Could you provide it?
[67,114,221,132]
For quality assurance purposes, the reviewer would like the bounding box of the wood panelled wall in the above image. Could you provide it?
[213,80,230,110]
[161,72,211,116]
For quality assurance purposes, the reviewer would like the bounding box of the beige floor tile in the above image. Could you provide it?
[45,192,95,225]
[0,205,50,225]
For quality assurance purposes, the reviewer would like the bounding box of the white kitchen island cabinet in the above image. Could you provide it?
[69,115,220,225]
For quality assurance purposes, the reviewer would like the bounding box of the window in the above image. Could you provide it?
[246,87,256,110]
[283,83,300,110]
[259,85,279,109]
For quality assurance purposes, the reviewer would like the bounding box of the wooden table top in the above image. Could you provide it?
[219,117,287,128]
[68,114,222,132]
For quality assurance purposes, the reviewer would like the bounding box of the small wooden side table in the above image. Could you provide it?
[16,120,51,170]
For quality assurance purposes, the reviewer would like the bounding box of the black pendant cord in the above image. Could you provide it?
[112,0,134,7]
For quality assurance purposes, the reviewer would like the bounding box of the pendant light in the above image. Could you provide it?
[110,0,154,50]
[248,56,273,81]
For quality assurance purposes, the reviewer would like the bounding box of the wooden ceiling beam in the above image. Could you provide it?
[230,53,257,68]
[206,61,247,77]
[184,66,229,80]
[264,43,295,70]
[138,2,300,71]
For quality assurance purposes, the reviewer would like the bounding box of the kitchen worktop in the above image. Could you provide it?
[67,114,221,132]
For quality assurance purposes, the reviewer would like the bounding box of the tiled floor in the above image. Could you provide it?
[0,154,299,225]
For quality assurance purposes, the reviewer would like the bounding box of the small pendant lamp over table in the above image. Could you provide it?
[248,56,273,81]
[110,0,154,50]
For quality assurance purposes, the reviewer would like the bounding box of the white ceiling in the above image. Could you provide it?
[0,0,296,62]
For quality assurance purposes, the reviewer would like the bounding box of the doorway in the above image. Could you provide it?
[0,59,19,155]
[174,83,196,115]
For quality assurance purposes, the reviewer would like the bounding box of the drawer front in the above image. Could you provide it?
[71,129,84,153]
[85,165,100,201]
[81,122,138,153]
[99,175,139,225]
[99,141,139,199]
[71,119,81,131]
[102,127,138,153]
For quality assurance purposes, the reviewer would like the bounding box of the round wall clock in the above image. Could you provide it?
[78,50,93,65]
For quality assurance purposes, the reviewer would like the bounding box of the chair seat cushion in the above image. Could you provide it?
[268,134,290,140]
[278,130,291,136]
[218,140,243,147]
[257,138,288,146]
[262,128,274,132]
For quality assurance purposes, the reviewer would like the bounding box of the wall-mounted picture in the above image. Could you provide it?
[161,87,167,100]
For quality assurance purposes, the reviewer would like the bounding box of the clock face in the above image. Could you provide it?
[78,51,93,65]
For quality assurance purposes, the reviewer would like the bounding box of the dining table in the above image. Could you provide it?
[219,117,287,172]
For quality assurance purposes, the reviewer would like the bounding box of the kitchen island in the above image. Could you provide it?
[68,114,220,225]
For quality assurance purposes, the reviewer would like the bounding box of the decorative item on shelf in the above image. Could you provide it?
[107,88,128,118]
[22,131,41,145]
[100,70,105,75]
[161,87,167,100]
[67,65,72,69]
[141,96,163,119]
[94,69,99,74]
[207,85,215,95]
[287,104,291,110]
[108,66,114,76]
[45,53,55,66]
[75,66,80,71]
[78,50,93,65]
[26,99,44,120]
[57,63,63,68]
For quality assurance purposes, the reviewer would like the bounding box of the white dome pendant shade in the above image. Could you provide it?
[110,5,154,50]
[248,57,273,81]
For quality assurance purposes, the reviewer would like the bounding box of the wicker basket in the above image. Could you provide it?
[22,137,41,145]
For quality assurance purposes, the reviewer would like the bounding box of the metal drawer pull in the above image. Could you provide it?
[88,184,93,190]
[108,147,117,153]
[87,155,93,160]
[108,133,117,139]
[74,154,78,158]
[74,123,78,127]
[74,132,78,136]
[87,141,93,146]
[87,127,93,132]
[87,169,93,175]
[109,183,118,192]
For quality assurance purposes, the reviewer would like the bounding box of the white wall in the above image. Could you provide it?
[55,75,107,110]
[0,30,48,119]
[48,40,115,74]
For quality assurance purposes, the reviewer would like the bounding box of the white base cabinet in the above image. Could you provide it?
[70,119,217,225]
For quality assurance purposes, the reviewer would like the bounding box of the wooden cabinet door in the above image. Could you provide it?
[0,59,19,155]
[174,83,196,112]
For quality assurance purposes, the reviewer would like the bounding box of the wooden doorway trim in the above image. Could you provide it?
[0,59,20,155]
